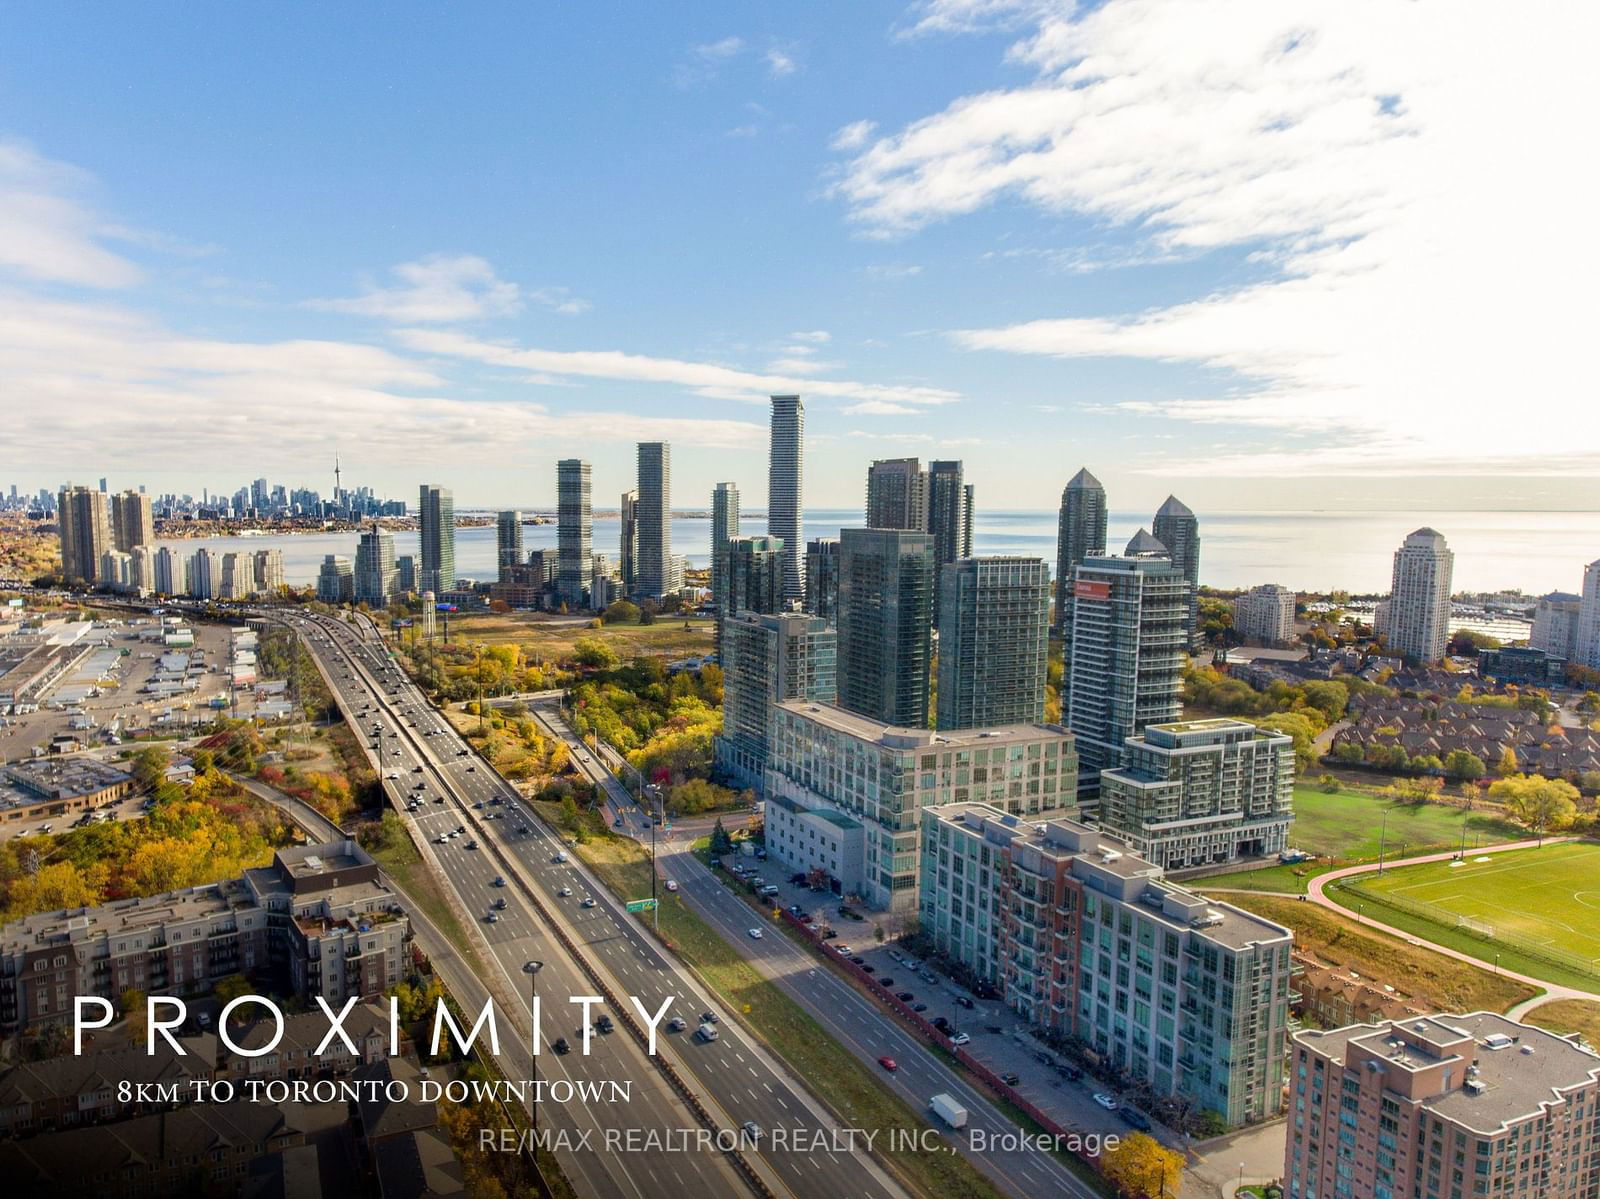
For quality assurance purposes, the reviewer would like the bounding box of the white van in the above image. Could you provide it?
[695,1022,720,1042]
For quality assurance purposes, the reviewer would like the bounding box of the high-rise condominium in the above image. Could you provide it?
[496,510,523,572]
[556,460,591,610]
[1578,560,1600,670]
[925,460,969,569]
[768,395,805,603]
[153,546,182,596]
[1151,495,1200,642]
[618,489,637,593]
[936,557,1050,730]
[635,442,672,599]
[111,489,154,553]
[418,484,455,594]
[355,525,398,608]
[58,485,113,584]
[1232,583,1296,645]
[253,548,285,595]
[1532,590,1583,660]
[1387,527,1454,662]
[713,611,836,790]
[710,482,740,607]
[1053,467,1108,637]
[837,528,935,728]
[714,536,784,625]
[804,538,839,621]
[865,458,927,531]
[1287,1013,1600,1199]
[189,547,220,601]
[1066,530,1189,799]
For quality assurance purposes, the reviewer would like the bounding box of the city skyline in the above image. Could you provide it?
[2,4,1594,514]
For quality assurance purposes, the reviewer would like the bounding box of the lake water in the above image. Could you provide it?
[156,508,1598,596]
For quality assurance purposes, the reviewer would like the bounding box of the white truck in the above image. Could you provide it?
[929,1093,968,1130]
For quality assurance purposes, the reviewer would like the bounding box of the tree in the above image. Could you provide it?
[558,794,581,833]
[571,637,620,670]
[1489,774,1579,842]
[1445,750,1486,781]
[603,600,641,625]
[709,817,733,856]
[1496,746,1519,778]
[214,973,254,1008]
[1099,1132,1184,1198]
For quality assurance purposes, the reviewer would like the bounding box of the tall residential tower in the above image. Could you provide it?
[768,395,805,603]
[837,528,935,728]
[1386,527,1454,662]
[418,484,455,594]
[557,460,592,610]
[936,557,1050,730]
[635,442,672,598]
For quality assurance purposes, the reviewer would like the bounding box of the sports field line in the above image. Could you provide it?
[1423,891,1591,949]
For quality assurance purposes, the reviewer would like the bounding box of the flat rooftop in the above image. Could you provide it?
[776,700,1069,750]
[1300,1012,1600,1134]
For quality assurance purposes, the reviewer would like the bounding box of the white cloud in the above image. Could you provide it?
[0,287,761,467]
[0,141,142,288]
[725,124,761,139]
[863,263,923,280]
[695,36,745,59]
[789,329,831,344]
[831,120,878,151]
[765,48,798,78]
[842,0,1600,476]
[526,286,590,316]
[395,327,961,410]
[842,400,919,416]
[309,254,530,323]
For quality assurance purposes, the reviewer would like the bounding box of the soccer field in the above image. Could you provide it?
[1352,842,1600,973]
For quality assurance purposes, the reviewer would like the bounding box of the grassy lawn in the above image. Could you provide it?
[546,816,1016,1199]
[1221,893,1537,1015]
[443,611,714,658]
[1328,842,1600,991]
[1524,1000,1600,1047]
[1197,787,1525,894]
[368,830,489,979]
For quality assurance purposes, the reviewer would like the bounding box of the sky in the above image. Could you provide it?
[2,0,1596,514]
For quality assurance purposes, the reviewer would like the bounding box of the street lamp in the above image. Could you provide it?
[523,959,544,1133]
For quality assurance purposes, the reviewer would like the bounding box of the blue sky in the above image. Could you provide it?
[1,1,1594,513]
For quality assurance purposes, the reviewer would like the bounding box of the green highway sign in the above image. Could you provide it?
[626,898,658,913]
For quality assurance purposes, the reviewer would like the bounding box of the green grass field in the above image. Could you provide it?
[1200,786,1524,893]
[1332,842,1600,990]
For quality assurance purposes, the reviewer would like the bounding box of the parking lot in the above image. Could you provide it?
[0,618,233,763]
[711,852,1185,1150]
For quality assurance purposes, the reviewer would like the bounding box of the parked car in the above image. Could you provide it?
[950,1032,971,1046]
[1118,1107,1152,1131]
[1093,1093,1119,1111]
[1000,1072,1021,1086]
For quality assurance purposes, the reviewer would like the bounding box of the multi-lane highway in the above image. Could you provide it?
[530,697,1105,1199]
[273,609,906,1199]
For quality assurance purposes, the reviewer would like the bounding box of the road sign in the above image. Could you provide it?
[625,898,658,913]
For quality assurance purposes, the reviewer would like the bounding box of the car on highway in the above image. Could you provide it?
[877,1056,897,1071]
[747,928,763,939]
[493,897,507,910]
[553,1037,571,1055]
[581,896,596,908]
[484,912,500,923]
[435,835,449,844]
[1093,1093,1119,1111]
[700,1010,719,1024]
[558,886,573,897]
[594,1014,614,1034]
[741,1120,762,1141]
[665,879,678,892]
[464,840,478,850]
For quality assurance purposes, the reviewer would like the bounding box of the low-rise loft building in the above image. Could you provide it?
[920,804,1292,1126]
[1287,1012,1600,1199]
[1097,718,1295,870]
[0,840,410,1034]
[765,700,1077,911]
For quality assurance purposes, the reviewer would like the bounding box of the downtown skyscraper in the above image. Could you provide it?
[557,459,591,610]
[634,442,672,599]
[418,484,455,594]
[936,557,1050,730]
[837,527,935,728]
[767,395,805,603]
